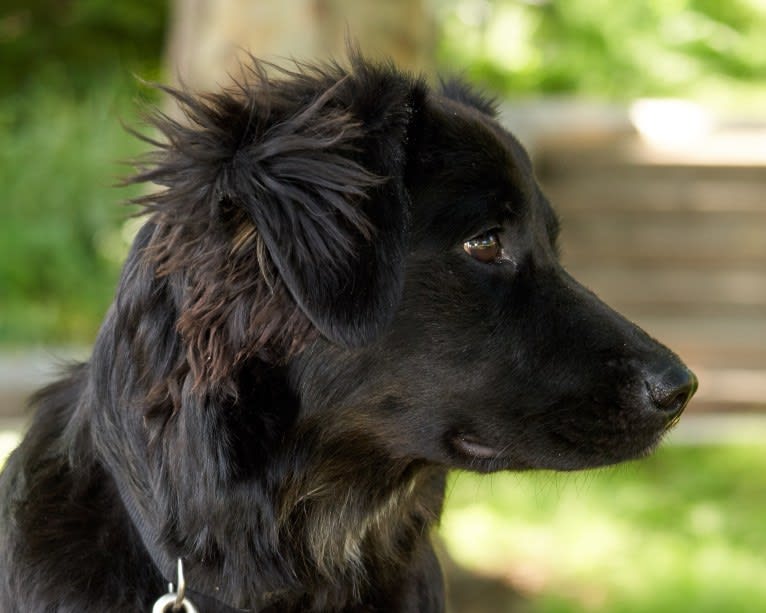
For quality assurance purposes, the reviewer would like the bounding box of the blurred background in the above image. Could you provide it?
[1,1,765,611]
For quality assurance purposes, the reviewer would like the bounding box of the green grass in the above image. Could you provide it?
[0,78,151,345]
[441,445,766,612]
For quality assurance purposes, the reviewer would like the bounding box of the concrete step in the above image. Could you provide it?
[558,210,766,267]
[571,266,766,315]
[628,313,766,372]
[687,368,766,414]
[0,348,88,418]
[542,177,766,214]
[536,133,766,178]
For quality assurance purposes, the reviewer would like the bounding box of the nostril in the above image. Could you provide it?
[658,387,692,415]
[646,364,698,416]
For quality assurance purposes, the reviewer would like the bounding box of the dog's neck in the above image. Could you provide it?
[97,362,446,610]
[121,441,445,610]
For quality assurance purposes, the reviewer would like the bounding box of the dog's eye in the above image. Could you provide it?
[463,231,504,263]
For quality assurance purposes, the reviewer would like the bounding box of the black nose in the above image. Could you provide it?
[646,362,698,418]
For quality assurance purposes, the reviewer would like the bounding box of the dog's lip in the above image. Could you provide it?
[664,411,683,432]
[452,434,502,459]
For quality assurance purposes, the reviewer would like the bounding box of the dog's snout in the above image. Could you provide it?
[645,361,698,418]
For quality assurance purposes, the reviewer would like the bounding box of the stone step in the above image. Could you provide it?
[542,178,766,214]
[686,368,766,414]
[557,210,766,267]
[626,313,766,372]
[536,133,766,178]
[571,266,766,315]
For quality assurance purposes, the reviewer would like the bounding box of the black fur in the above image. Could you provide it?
[0,54,696,612]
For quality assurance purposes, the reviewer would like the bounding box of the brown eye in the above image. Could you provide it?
[463,231,502,263]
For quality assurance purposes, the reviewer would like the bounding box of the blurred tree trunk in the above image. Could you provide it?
[165,0,435,91]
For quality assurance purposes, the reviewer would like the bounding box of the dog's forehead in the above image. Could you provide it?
[406,93,540,239]
[424,94,535,193]
[436,94,530,161]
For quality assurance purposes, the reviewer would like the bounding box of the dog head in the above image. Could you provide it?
[128,54,696,473]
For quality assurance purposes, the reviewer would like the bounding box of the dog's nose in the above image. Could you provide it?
[645,361,698,418]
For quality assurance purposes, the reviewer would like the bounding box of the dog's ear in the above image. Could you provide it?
[229,61,423,347]
[136,58,424,350]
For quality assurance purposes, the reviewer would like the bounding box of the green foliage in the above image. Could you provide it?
[0,78,153,344]
[0,0,164,345]
[436,0,766,102]
[442,444,766,612]
[0,0,167,92]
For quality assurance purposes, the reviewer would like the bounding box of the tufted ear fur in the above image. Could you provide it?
[128,55,425,387]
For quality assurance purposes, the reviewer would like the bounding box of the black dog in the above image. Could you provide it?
[0,55,697,612]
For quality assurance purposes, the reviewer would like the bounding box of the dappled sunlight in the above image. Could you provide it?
[95,215,144,265]
[629,98,713,150]
[437,0,766,106]
[442,474,647,599]
[626,100,766,164]
[441,447,766,611]
[0,430,20,467]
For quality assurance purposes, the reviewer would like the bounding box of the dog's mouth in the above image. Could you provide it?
[451,433,502,460]
[448,411,675,470]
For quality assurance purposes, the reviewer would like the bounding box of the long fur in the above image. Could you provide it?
[0,53,695,612]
